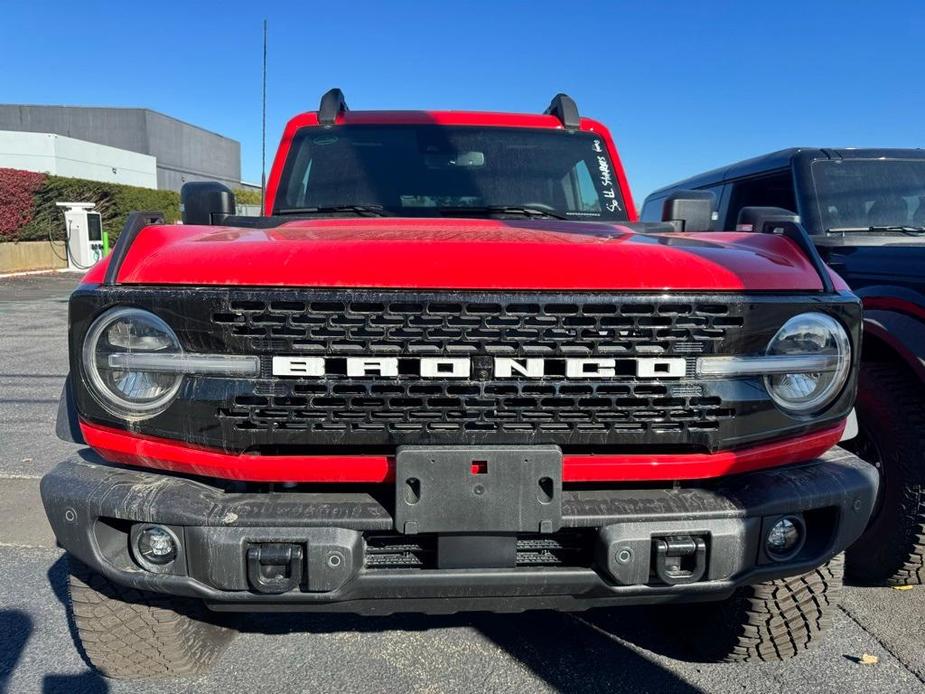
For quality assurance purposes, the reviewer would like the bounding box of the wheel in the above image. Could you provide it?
[666,556,844,663]
[844,363,925,586]
[65,555,235,679]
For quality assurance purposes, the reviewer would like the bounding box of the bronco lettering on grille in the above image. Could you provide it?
[271,356,687,379]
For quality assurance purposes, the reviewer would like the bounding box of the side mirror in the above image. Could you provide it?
[180,182,236,225]
[661,190,715,232]
[736,206,800,232]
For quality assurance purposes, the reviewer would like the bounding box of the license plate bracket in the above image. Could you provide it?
[394,446,562,535]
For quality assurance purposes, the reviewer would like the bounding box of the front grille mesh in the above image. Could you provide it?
[213,298,744,356]
[364,531,594,570]
[212,294,741,441]
[220,381,734,436]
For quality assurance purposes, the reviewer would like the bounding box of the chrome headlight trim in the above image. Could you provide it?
[696,312,851,416]
[107,352,259,376]
[696,353,841,377]
[82,307,185,419]
[82,308,261,420]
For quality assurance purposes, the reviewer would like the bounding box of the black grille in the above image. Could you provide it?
[364,531,594,570]
[212,293,740,442]
[213,297,744,356]
[220,381,735,437]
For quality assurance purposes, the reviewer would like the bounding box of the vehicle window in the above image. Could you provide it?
[725,171,797,228]
[811,159,925,231]
[275,125,628,221]
[639,195,665,222]
[700,185,725,229]
[569,160,603,212]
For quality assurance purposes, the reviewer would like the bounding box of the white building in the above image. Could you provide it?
[0,130,158,189]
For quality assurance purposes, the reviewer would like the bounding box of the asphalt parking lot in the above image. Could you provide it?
[1,272,924,694]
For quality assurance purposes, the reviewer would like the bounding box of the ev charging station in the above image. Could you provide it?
[56,202,107,270]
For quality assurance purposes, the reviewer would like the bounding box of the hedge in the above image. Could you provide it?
[0,168,47,238]
[234,187,263,207]
[7,171,181,243]
[0,167,261,243]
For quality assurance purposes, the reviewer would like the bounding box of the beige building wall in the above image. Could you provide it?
[0,241,68,274]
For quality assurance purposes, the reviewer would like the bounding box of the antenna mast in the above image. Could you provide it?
[260,19,268,211]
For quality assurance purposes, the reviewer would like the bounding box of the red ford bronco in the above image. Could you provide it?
[42,90,877,678]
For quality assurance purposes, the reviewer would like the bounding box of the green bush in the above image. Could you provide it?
[10,172,180,243]
[233,187,263,207]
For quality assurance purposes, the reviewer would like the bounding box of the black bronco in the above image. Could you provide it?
[644,147,925,585]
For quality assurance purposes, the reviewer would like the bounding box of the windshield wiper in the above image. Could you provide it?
[275,205,391,217]
[827,225,925,235]
[437,205,568,220]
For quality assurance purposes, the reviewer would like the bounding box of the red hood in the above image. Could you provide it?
[85,218,830,291]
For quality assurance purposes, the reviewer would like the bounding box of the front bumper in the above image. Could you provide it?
[41,448,878,614]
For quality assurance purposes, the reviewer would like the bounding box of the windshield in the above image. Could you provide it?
[812,159,925,231]
[274,125,628,221]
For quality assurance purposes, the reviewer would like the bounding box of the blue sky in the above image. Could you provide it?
[2,1,923,202]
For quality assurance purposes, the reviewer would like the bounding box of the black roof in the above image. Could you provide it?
[647,147,925,198]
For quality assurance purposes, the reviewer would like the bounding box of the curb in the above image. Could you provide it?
[0,268,84,280]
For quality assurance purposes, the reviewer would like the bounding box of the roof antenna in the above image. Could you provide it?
[260,18,268,212]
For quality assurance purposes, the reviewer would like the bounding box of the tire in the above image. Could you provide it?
[844,363,925,586]
[667,556,844,663]
[65,555,235,679]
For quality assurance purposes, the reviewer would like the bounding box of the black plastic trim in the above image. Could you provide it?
[54,376,85,445]
[544,93,580,130]
[40,447,878,612]
[737,206,835,293]
[102,211,165,286]
[661,190,715,232]
[318,88,349,126]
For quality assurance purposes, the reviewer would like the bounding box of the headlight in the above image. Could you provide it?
[82,308,183,419]
[764,312,851,414]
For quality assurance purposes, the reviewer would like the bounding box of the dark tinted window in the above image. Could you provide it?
[811,159,925,230]
[725,171,797,229]
[640,195,665,221]
[725,171,797,227]
[276,125,628,221]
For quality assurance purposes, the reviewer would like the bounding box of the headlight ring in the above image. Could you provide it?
[763,312,851,415]
[81,307,184,419]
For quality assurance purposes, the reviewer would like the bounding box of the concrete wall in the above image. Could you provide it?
[0,105,242,191]
[0,241,67,274]
[0,131,158,188]
[144,111,241,190]
[0,105,148,154]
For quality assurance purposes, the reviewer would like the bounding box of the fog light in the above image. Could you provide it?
[766,516,804,560]
[137,526,177,565]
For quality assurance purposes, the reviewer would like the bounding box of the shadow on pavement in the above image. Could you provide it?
[575,606,698,661]
[473,610,702,693]
[0,610,32,694]
[230,608,702,693]
[45,554,700,692]
[42,672,109,694]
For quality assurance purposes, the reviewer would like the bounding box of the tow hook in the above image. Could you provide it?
[653,535,707,585]
[246,543,304,594]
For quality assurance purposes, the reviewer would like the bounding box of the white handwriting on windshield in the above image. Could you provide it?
[594,140,622,213]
